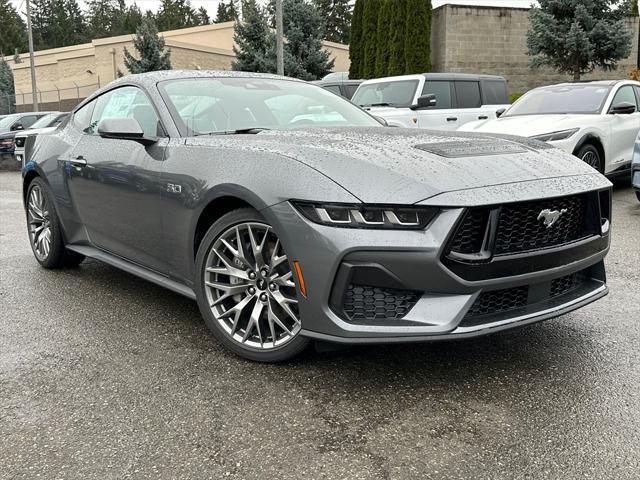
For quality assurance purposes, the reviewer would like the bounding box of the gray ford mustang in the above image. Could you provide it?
[22,71,612,362]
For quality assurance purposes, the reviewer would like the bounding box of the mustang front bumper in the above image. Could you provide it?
[263,188,611,343]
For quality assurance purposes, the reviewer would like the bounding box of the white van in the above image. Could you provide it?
[351,73,510,130]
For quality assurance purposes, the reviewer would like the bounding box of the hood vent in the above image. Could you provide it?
[414,141,528,158]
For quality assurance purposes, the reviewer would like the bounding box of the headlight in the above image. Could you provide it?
[291,201,438,230]
[529,128,579,142]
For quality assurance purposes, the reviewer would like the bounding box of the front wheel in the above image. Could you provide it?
[576,144,603,173]
[26,178,85,269]
[195,208,310,362]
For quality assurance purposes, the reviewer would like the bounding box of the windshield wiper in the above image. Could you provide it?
[362,103,396,108]
[197,127,271,136]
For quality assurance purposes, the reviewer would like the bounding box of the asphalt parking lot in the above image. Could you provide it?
[1,170,639,479]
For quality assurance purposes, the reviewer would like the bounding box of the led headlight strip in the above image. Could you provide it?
[292,201,438,230]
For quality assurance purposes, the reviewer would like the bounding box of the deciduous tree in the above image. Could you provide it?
[527,0,633,80]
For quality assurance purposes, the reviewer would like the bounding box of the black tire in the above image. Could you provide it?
[26,177,85,269]
[195,207,310,362]
[636,191,640,202]
[576,143,603,174]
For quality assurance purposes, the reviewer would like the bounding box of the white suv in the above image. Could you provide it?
[351,73,510,130]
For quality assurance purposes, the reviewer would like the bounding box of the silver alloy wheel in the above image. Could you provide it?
[27,185,52,261]
[204,222,301,349]
[582,150,600,170]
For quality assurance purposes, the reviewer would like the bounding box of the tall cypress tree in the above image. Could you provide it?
[404,0,431,74]
[374,0,391,77]
[348,0,364,78]
[123,17,171,73]
[361,0,381,78]
[387,0,407,76]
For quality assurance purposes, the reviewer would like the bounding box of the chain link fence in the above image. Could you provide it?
[1,82,101,115]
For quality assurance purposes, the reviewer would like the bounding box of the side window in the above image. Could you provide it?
[323,85,342,96]
[610,86,638,109]
[422,81,453,109]
[21,115,39,128]
[482,81,508,105]
[73,100,96,133]
[90,86,161,137]
[343,84,359,100]
[455,81,482,108]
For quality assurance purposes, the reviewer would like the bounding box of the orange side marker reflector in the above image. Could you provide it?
[293,261,307,298]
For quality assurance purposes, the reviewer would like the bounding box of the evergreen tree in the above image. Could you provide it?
[527,0,633,80]
[361,0,381,79]
[348,0,364,78]
[85,0,119,39]
[215,0,239,22]
[156,0,200,31]
[0,57,16,114]
[312,0,352,44]
[47,0,87,48]
[0,0,27,55]
[404,0,431,74]
[232,0,272,72]
[117,2,144,35]
[374,0,391,77]
[123,17,172,74]
[280,0,334,80]
[387,0,406,76]
[197,6,210,24]
[30,0,53,49]
[632,0,639,15]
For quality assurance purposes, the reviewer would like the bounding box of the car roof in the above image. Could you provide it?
[536,80,640,88]
[112,70,304,88]
[360,73,506,85]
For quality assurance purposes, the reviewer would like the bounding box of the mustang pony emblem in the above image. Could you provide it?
[537,208,567,228]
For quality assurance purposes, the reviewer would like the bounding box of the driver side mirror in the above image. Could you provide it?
[496,108,506,118]
[11,122,24,131]
[609,102,636,115]
[410,94,437,110]
[97,118,156,146]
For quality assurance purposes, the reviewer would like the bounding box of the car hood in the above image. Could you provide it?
[186,127,608,205]
[460,114,595,137]
[14,126,57,138]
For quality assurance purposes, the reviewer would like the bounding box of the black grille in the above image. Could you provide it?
[494,195,589,254]
[550,272,587,298]
[343,284,421,322]
[14,137,25,148]
[447,209,488,254]
[465,286,528,318]
[447,194,596,259]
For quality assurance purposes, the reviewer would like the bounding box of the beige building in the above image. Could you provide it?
[3,21,350,112]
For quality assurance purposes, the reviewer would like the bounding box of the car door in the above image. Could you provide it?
[453,81,487,127]
[66,85,169,272]
[607,85,640,168]
[417,80,460,130]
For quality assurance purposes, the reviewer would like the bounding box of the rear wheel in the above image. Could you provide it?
[26,178,85,269]
[195,208,310,362]
[576,144,603,173]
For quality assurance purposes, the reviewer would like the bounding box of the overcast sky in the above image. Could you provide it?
[11,0,534,16]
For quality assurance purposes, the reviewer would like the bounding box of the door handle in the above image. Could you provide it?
[446,117,458,122]
[70,156,87,167]
[478,115,488,120]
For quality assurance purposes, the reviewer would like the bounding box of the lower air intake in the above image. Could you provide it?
[343,284,421,323]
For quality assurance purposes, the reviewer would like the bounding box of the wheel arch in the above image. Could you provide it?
[191,184,271,261]
[572,134,605,170]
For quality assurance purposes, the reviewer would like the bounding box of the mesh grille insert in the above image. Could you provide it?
[494,195,588,254]
[465,286,528,318]
[343,284,421,323]
[550,272,588,298]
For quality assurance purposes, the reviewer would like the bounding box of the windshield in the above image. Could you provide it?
[30,113,67,129]
[159,77,381,135]
[351,80,419,108]
[0,114,19,128]
[504,84,612,116]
